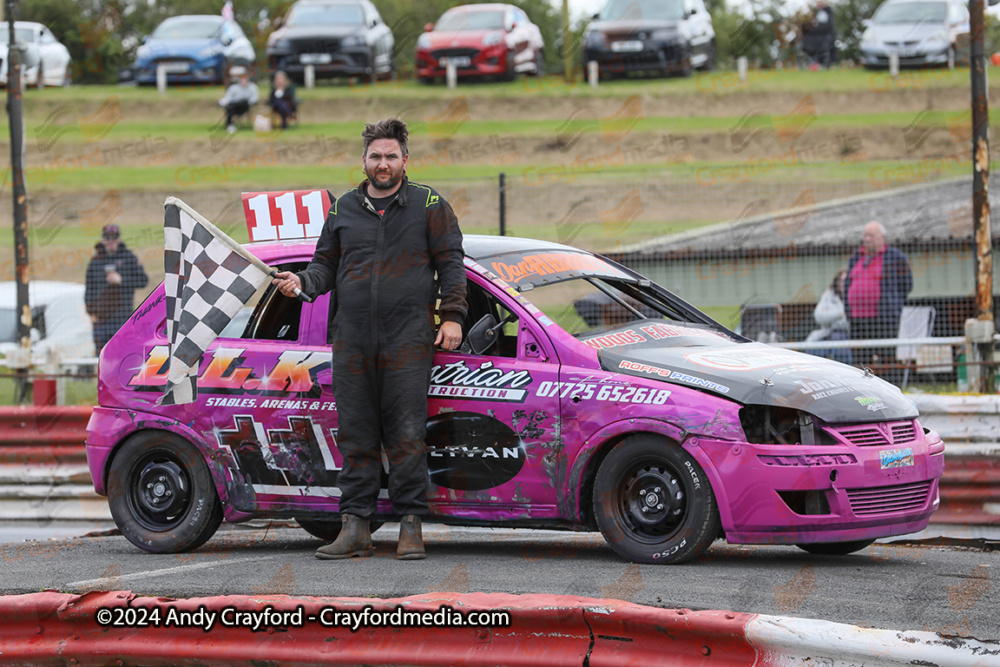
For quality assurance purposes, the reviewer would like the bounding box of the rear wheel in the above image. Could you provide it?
[107,431,223,553]
[35,64,45,89]
[501,51,516,81]
[593,435,719,564]
[796,539,875,556]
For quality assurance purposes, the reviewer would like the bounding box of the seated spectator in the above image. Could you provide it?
[806,269,852,364]
[218,66,259,134]
[269,70,298,130]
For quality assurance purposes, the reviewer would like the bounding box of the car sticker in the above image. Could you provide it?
[879,448,914,469]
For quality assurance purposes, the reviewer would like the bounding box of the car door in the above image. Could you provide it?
[507,7,532,67]
[684,0,712,64]
[203,259,341,515]
[38,27,60,83]
[424,275,564,520]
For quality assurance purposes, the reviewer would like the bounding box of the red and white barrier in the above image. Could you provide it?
[0,591,995,666]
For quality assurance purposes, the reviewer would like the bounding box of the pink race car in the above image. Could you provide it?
[85,190,944,563]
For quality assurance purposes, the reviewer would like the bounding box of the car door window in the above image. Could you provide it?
[463,280,518,358]
[218,262,305,341]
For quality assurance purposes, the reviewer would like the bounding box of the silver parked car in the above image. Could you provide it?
[0,21,73,88]
[0,281,94,366]
[860,0,970,69]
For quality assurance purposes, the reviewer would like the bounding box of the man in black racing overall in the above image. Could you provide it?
[273,118,467,560]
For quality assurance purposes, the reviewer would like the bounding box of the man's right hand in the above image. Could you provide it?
[272,271,303,298]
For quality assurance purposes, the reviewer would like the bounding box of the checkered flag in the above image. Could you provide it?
[159,197,271,405]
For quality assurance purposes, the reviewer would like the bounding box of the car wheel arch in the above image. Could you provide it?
[104,424,247,522]
[568,418,730,533]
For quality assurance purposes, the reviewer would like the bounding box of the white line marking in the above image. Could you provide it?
[67,554,283,589]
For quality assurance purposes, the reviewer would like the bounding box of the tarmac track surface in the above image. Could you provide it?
[0,522,996,640]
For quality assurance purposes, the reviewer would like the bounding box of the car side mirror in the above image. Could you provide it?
[592,13,600,20]
[990,0,999,6]
[371,18,378,28]
[425,23,434,32]
[465,314,499,355]
[141,35,149,44]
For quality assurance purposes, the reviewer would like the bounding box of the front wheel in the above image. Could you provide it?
[796,539,875,556]
[593,435,719,564]
[107,431,223,553]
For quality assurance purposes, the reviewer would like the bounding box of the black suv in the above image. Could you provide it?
[583,0,716,78]
[266,0,394,81]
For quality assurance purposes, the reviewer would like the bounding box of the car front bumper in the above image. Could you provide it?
[861,45,950,68]
[134,55,226,84]
[416,45,510,78]
[268,49,373,78]
[696,421,945,544]
[584,43,688,74]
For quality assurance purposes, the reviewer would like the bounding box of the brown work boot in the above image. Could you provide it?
[396,515,425,560]
[316,514,373,560]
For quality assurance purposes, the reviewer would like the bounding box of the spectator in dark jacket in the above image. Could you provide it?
[844,221,912,378]
[84,224,149,352]
[801,1,837,68]
[268,70,297,130]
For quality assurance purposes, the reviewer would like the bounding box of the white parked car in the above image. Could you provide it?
[0,21,73,88]
[0,281,94,366]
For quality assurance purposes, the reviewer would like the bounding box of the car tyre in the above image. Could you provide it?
[297,516,383,541]
[62,64,72,87]
[593,435,720,564]
[107,431,223,554]
[35,64,45,89]
[796,539,875,556]
[534,49,545,76]
[703,40,716,71]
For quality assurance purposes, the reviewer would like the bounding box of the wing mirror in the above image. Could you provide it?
[425,23,434,32]
[464,314,500,355]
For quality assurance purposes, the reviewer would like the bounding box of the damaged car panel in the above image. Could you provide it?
[87,190,944,564]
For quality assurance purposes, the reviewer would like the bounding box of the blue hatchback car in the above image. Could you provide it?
[133,15,255,85]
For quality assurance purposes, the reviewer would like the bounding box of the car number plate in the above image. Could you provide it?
[879,448,914,469]
[440,56,472,68]
[160,61,189,73]
[611,40,643,52]
[300,53,333,65]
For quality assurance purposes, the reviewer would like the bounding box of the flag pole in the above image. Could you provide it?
[164,196,313,303]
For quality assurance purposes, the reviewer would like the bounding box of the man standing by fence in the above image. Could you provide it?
[844,221,912,380]
[85,224,149,353]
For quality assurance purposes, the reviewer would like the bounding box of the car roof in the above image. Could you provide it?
[160,15,224,23]
[445,3,512,12]
[11,21,42,30]
[244,234,596,264]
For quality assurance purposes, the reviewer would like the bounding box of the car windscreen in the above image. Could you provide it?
[518,275,728,338]
[873,2,947,23]
[436,10,506,31]
[287,4,365,25]
[152,18,222,39]
[599,0,686,22]
[0,28,36,43]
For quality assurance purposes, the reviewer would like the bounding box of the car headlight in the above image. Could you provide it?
[199,44,223,58]
[342,35,365,47]
[269,38,291,51]
[860,31,878,46]
[416,33,431,49]
[585,30,605,48]
[483,30,504,46]
[136,44,150,59]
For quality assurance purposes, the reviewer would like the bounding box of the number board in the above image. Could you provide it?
[242,190,333,242]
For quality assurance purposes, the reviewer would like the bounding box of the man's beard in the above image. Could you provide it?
[365,165,404,190]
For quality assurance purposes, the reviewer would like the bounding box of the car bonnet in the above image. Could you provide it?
[586,321,917,423]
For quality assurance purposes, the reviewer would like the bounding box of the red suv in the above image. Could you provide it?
[415,3,544,82]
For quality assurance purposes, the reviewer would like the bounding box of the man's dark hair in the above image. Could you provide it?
[362,118,409,157]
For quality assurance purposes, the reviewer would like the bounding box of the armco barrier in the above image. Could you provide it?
[0,591,996,667]
[0,406,91,464]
